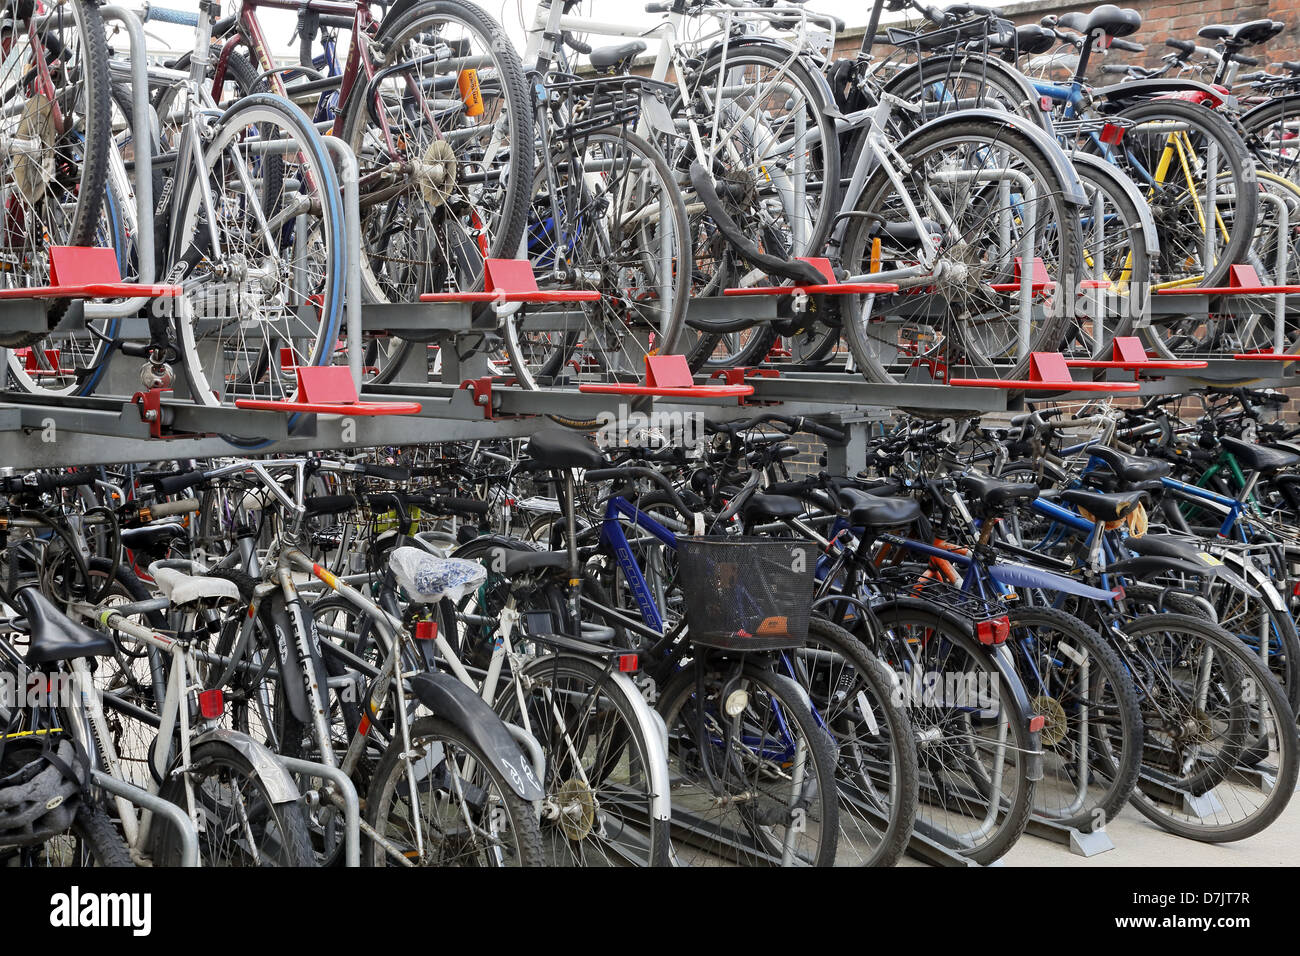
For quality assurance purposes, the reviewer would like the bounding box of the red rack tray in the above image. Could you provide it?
[722,257,897,297]
[0,246,181,300]
[576,354,755,398]
[233,366,422,416]
[950,352,1141,391]
[419,259,601,304]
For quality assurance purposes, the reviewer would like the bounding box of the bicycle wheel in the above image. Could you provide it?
[0,0,110,348]
[864,600,1037,864]
[839,117,1080,391]
[14,804,134,867]
[338,0,531,385]
[1005,605,1143,832]
[153,739,316,866]
[495,654,672,866]
[507,128,690,428]
[669,44,838,370]
[657,659,839,866]
[785,616,919,866]
[1102,98,1258,294]
[1120,613,1299,842]
[1240,92,1300,187]
[1062,152,1156,361]
[169,93,346,447]
[364,715,544,866]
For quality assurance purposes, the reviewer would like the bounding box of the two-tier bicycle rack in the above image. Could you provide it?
[0,7,1295,865]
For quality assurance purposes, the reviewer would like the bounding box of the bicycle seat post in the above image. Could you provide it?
[561,468,581,624]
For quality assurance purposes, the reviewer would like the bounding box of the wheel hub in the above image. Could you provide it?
[556,778,596,841]
[416,139,457,207]
[1031,694,1068,748]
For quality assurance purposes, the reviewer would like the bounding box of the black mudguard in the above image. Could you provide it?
[408,671,546,801]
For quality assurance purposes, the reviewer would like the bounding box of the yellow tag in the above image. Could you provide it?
[1198,552,1223,566]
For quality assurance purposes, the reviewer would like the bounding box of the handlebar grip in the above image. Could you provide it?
[147,497,201,518]
[1229,52,1260,66]
[305,494,358,517]
[1109,37,1143,52]
[1165,37,1195,54]
[360,463,409,482]
[563,31,592,55]
[145,5,201,26]
[156,470,206,495]
[582,469,624,483]
[1101,64,1133,73]
[645,2,671,11]
[796,417,846,443]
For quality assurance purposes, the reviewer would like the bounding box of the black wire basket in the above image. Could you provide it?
[677,536,815,652]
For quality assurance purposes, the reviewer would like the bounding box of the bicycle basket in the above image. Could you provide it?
[677,536,815,652]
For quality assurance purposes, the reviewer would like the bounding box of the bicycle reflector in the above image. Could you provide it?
[198,689,225,720]
[976,616,1010,645]
[618,654,638,673]
[1029,714,1047,734]
[415,620,438,640]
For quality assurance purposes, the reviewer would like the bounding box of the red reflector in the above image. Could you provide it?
[1029,714,1046,733]
[198,689,224,719]
[1039,96,1053,112]
[1292,581,1300,598]
[505,497,516,507]
[618,654,638,673]
[415,620,438,640]
[1100,122,1125,145]
[976,616,1010,645]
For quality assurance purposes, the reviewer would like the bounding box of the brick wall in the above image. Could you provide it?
[814,0,1300,73]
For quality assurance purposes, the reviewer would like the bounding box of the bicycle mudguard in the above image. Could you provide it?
[881,53,1052,132]
[987,643,1044,780]
[187,728,302,804]
[1107,555,1259,596]
[265,591,331,727]
[1095,78,1234,109]
[699,37,842,119]
[892,108,1088,207]
[1069,151,1160,255]
[986,561,1118,601]
[406,671,546,801]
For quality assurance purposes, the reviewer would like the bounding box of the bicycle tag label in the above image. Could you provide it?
[459,69,484,117]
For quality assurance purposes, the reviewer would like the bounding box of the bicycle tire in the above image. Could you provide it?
[364,715,545,866]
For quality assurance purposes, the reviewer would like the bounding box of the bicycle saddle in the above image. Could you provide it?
[1059,488,1147,522]
[590,40,646,71]
[1220,436,1300,474]
[502,549,570,576]
[995,24,1055,55]
[1056,4,1142,38]
[149,562,241,609]
[121,522,188,556]
[837,488,922,528]
[525,428,604,471]
[388,547,487,604]
[16,587,113,665]
[742,492,805,522]
[1197,19,1285,47]
[957,473,1040,511]
[1087,445,1172,484]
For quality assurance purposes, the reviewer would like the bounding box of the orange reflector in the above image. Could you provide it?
[459,69,484,117]
[1029,714,1046,734]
